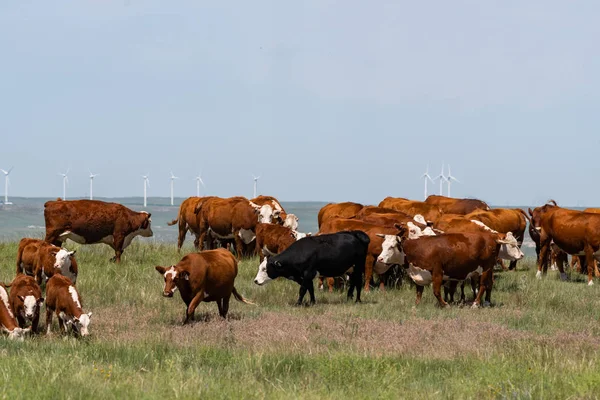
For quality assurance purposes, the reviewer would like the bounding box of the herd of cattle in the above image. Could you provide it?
[2,194,600,340]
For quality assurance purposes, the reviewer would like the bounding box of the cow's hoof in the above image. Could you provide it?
[482,301,491,308]
[560,272,568,281]
[588,280,594,286]
[535,271,542,279]
[471,303,480,309]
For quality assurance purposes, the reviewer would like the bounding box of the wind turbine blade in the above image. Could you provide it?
[7,166,13,174]
[0,169,6,175]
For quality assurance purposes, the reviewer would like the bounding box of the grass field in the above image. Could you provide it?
[2,241,600,399]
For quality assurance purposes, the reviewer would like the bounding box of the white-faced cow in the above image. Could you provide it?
[7,274,44,333]
[45,275,92,337]
[1,283,31,340]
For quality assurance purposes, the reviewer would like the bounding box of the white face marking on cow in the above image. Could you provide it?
[68,286,82,309]
[497,232,524,261]
[0,286,13,319]
[54,250,76,282]
[293,231,308,240]
[23,295,37,319]
[406,222,422,239]
[407,264,433,286]
[254,259,272,285]
[257,205,276,224]
[163,267,178,295]
[283,214,299,231]
[76,312,92,337]
[238,228,256,245]
[377,235,405,265]
[413,215,427,225]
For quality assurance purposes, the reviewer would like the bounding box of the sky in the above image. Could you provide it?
[1,1,599,206]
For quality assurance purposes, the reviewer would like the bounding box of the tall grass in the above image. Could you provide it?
[1,241,600,399]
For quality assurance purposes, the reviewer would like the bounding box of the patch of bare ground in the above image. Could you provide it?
[91,306,600,359]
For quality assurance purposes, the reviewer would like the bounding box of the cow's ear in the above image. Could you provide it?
[179,271,190,281]
[69,250,76,256]
[38,297,45,305]
[87,312,93,318]
[274,261,282,268]
[155,266,167,274]
[18,295,26,302]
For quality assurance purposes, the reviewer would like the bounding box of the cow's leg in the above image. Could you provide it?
[220,295,231,318]
[32,313,40,334]
[473,265,493,307]
[415,285,424,305]
[216,298,224,317]
[305,279,316,305]
[57,312,66,333]
[537,237,551,279]
[432,269,449,308]
[45,307,53,335]
[327,277,335,292]
[16,315,26,330]
[184,291,205,324]
[198,230,208,251]
[363,254,375,292]
[44,231,63,247]
[483,270,494,305]
[318,276,324,291]
[556,251,568,281]
[233,234,244,261]
[585,246,595,286]
[296,286,308,306]
[177,222,187,251]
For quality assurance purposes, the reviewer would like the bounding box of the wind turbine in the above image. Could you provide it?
[142,174,150,208]
[421,164,434,200]
[252,174,260,198]
[194,172,205,197]
[446,165,460,197]
[435,164,446,196]
[170,172,179,206]
[1,167,13,205]
[59,169,69,200]
[89,171,99,200]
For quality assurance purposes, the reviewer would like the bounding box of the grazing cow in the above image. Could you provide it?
[0,284,30,340]
[255,223,309,262]
[376,226,513,308]
[530,202,600,285]
[44,199,152,263]
[155,249,253,324]
[16,239,78,284]
[45,275,92,336]
[195,197,272,258]
[425,195,490,215]
[378,197,443,223]
[317,202,364,229]
[168,196,217,251]
[250,195,287,224]
[254,231,370,305]
[319,218,435,291]
[7,274,44,333]
[465,208,528,271]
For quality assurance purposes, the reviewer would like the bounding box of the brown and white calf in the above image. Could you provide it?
[0,283,30,340]
[16,238,78,284]
[45,275,92,336]
[255,223,309,262]
[155,248,254,324]
[8,274,44,333]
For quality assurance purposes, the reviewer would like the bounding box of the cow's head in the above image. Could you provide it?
[2,326,30,341]
[18,295,44,321]
[69,312,92,337]
[54,248,76,270]
[529,201,558,231]
[376,224,410,265]
[250,202,280,224]
[139,212,153,237]
[283,214,299,231]
[155,265,188,297]
[496,232,525,261]
[254,257,282,285]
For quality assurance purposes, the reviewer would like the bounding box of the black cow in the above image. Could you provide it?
[253,231,370,305]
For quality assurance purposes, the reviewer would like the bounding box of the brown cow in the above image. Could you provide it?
[45,275,92,336]
[378,197,443,223]
[317,202,364,229]
[377,226,512,308]
[16,238,78,284]
[319,218,435,291]
[465,208,528,271]
[7,274,44,333]
[530,202,600,285]
[1,283,30,339]
[168,196,217,251]
[155,249,254,324]
[255,223,309,262]
[44,199,152,263]
[425,195,490,215]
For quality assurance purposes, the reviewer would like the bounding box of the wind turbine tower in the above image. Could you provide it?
[1,167,13,205]
[170,172,179,206]
[252,174,260,198]
[446,165,460,197]
[59,169,69,200]
[195,173,204,197]
[89,171,99,200]
[142,174,150,208]
[435,164,446,196]
[421,165,434,200]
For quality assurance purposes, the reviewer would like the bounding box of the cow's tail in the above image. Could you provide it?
[232,287,256,305]
[167,218,179,226]
[516,208,532,224]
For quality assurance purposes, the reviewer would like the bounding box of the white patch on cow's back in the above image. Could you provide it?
[407,264,433,286]
[0,286,13,318]
[68,286,81,309]
[59,231,87,244]
[209,228,234,240]
[23,295,37,317]
[470,220,498,233]
[239,228,256,244]
[413,215,427,225]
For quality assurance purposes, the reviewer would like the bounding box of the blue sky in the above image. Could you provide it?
[1,1,599,205]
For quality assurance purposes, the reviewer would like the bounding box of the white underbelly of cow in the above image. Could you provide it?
[238,229,256,245]
[408,264,433,286]
[209,228,234,240]
[59,231,87,244]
